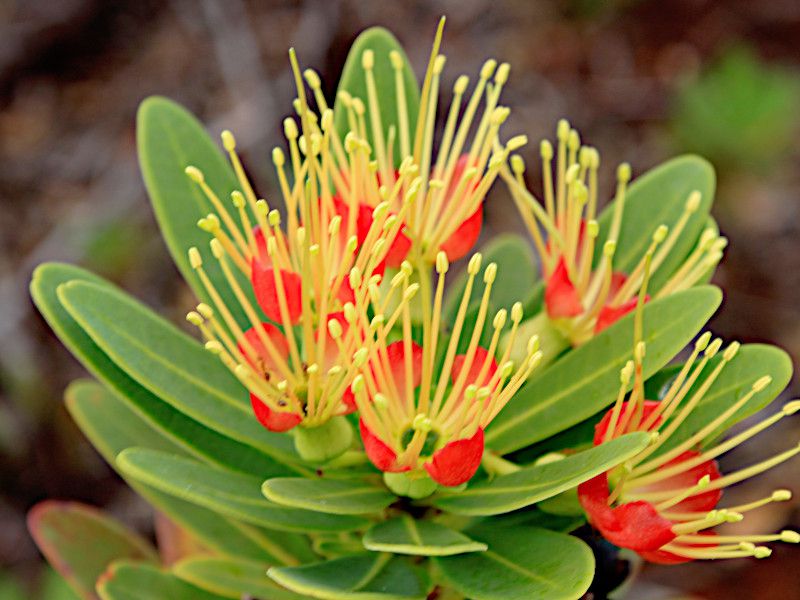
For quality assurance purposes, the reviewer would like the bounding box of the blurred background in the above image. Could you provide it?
[2,0,800,598]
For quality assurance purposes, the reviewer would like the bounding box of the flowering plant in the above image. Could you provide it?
[27,20,798,600]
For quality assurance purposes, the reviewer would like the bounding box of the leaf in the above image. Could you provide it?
[362,517,487,556]
[486,286,721,454]
[433,432,648,516]
[31,263,282,475]
[269,554,430,600]
[173,557,305,600]
[97,562,227,600]
[57,278,300,471]
[137,96,252,330]
[595,155,716,292]
[117,448,369,533]
[443,234,537,325]
[333,27,420,166]
[433,524,594,600]
[65,379,312,566]
[262,478,396,515]
[27,502,158,600]
[653,343,793,457]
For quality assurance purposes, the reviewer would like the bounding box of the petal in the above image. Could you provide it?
[609,271,628,298]
[424,428,484,487]
[439,205,483,262]
[332,195,373,245]
[253,226,271,264]
[595,295,649,334]
[383,340,423,393]
[544,257,583,319]
[593,400,662,445]
[359,419,406,473]
[578,473,676,552]
[340,388,357,415]
[238,323,290,374]
[251,260,303,324]
[249,393,301,432]
[451,347,498,388]
[385,228,412,268]
[636,451,722,514]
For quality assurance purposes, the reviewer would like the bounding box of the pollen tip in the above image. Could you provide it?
[773,489,792,501]
[556,119,570,141]
[303,68,321,88]
[403,283,420,300]
[361,49,375,70]
[184,165,204,183]
[495,62,510,84]
[493,308,508,330]
[723,341,741,361]
[196,303,213,318]
[204,340,223,355]
[433,54,447,74]
[480,58,497,79]
[389,49,402,69]
[511,302,523,322]
[540,139,553,160]
[603,240,617,257]
[231,190,245,208]
[353,348,368,368]
[327,318,343,339]
[506,135,528,152]
[698,474,711,487]
[752,375,772,392]
[467,253,483,275]
[283,117,299,140]
[567,129,580,150]
[436,251,449,274]
[754,547,772,559]
[221,130,236,151]
[188,247,203,269]
[586,220,599,238]
[527,335,540,355]
[186,311,203,326]
[726,511,744,523]
[782,400,800,415]
[617,162,632,183]
[400,260,413,277]
[351,374,365,394]
[705,338,723,357]
[268,209,281,227]
[209,238,225,259]
[781,530,800,543]
[653,224,669,243]
[454,74,469,94]
[695,331,712,350]
[484,262,498,284]
[686,190,702,213]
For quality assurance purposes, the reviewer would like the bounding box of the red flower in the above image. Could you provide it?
[424,428,485,486]
[544,257,583,319]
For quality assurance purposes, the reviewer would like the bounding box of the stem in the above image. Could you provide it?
[482,451,521,476]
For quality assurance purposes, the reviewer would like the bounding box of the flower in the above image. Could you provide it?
[300,18,526,266]
[578,331,800,563]
[349,251,541,488]
[503,119,726,347]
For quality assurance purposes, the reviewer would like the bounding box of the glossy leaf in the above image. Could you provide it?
[486,286,721,453]
[363,517,487,556]
[433,524,594,600]
[595,155,716,292]
[31,263,282,475]
[262,478,395,515]
[117,448,368,533]
[434,433,649,516]
[269,553,430,600]
[333,27,419,166]
[654,343,792,456]
[28,501,158,600]
[65,380,312,566]
[137,96,252,330]
[57,278,300,470]
[97,562,226,600]
[173,557,304,600]
[443,234,537,325]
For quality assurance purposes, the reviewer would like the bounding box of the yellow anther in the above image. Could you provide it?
[635,341,646,363]
[782,400,800,415]
[413,413,432,432]
[773,489,792,501]
[436,251,449,274]
[754,547,772,559]
[327,318,343,341]
[490,106,510,126]
[346,235,358,253]
[464,385,478,400]
[283,117,298,140]
[540,139,554,160]
[484,262,498,284]
[231,191,245,208]
[306,363,319,375]
[500,361,515,378]
[205,340,223,354]
[343,303,356,323]
[557,119,570,141]
[620,360,634,385]
[511,302,523,323]
[723,341,741,361]
[480,58,497,79]
[403,283,420,301]
[255,199,269,216]
[353,348,369,368]
[705,338,723,357]
[617,162,632,183]
[604,240,617,257]
[454,74,469,94]
[495,62,510,84]
[390,272,406,288]
[400,261,414,277]
[210,238,225,259]
[527,335,540,355]
[184,166,204,183]
[186,311,203,326]
[303,68,321,89]
[389,50,402,70]
[506,135,528,152]
[653,225,669,243]
[493,309,507,330]
[686,191,702,213]
[374,394,388,409]
[372,201,390,221]
[349,267,362,289]
[352,98,365,115]
[328,215,342,236]
[221,130,236,151]
[276,380,288,392]
[196,303,214,319]
[510,154,525,174]
[568,129,580,151]
[586,220,599,238]
[351,374,365,394]
[564,163,580,183]
[268,209,281,227]
[695,332,712,351]
[370,315,385,330]
[752,375,772,392]
[781,530,800,543]
[468,253,483,275]
[188,247,203,269]
[321,109,333,131]
[433,55,447,74]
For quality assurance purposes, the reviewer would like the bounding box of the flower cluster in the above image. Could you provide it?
[578,327,800,563]
[504,119,726,347]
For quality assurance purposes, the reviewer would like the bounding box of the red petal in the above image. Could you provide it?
[238,323,290,374]
[332,196,374,246]
[595,295,649,334]
[439,205,483,262]
[249,393,301,432]
[385,228,412,268]
[341,388,357,415]
[424,428,484,487]
[451,347,498,387]
[578,473,676,552]
[545,257,583,319]
[253,226,271,263]
[384,340,423,393]
[636,451,722,514]
[359,419,407,473]
[251,260,303,324]
[593,400,662,445]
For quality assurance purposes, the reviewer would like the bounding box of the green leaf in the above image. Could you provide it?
[486,286,721,454]
[443,234,537,325]
[596,155,716,292]
[65,380,313,566]
[653,343,792,457]
[31,263,282,475]
[27,502,158,600]
[97,562,227,600]
[433,524,594,600]
[262,478,395,515]
[433,432,648,516]
[173,557,305,600]
[333,28,420,166]
[137,96,252,330]
[363,516,487,556]
[57,278,300,471]
[117,448,369,533]
[269,554,430,600]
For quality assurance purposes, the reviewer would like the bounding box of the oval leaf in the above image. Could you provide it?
[97,562,226,600]
[433,524,593,600]
[173,557,305,600]
[28,501,158,600]
[363,517,486,556]
[434,432,649,516]
[333,28,420,166]
[486,286,722,454]
[262,478,395,515]
[268,554,429,600]
[117,448,368,533]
